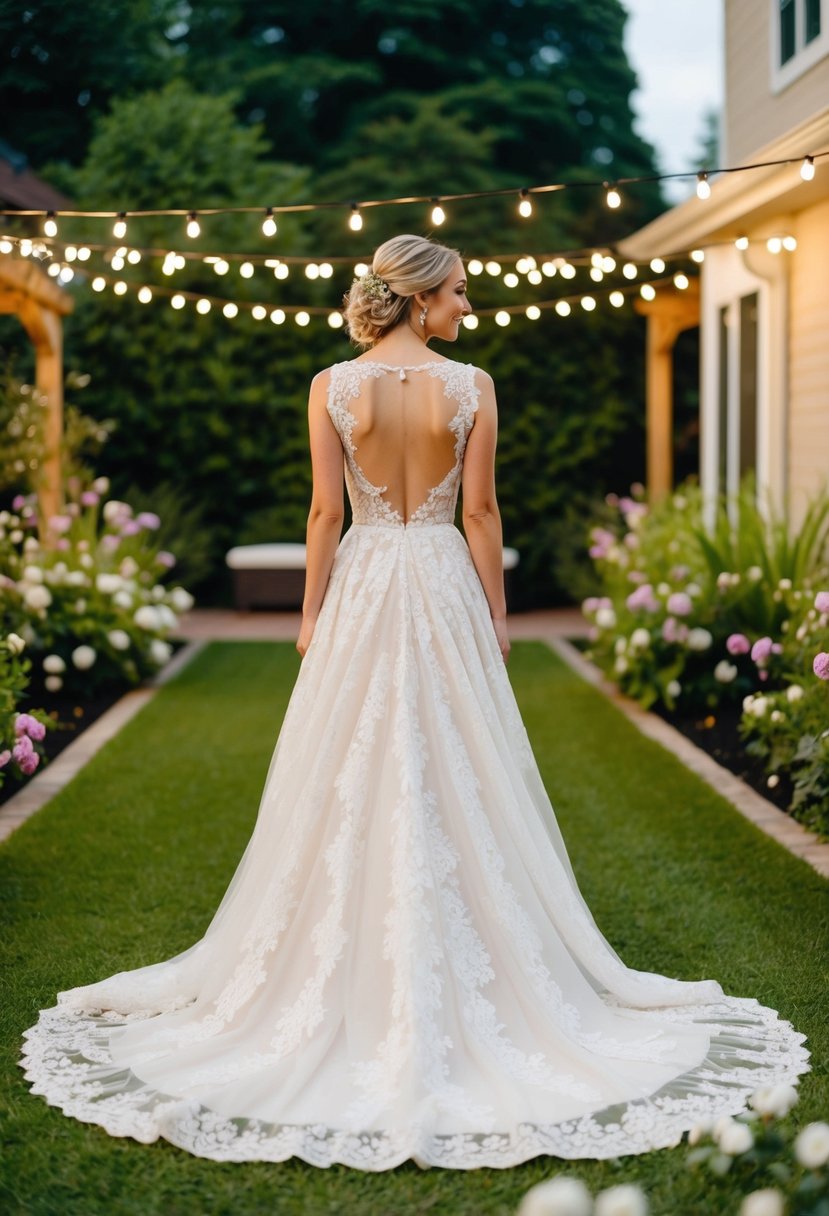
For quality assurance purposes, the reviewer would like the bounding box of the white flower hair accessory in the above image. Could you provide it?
[360,270,391,301]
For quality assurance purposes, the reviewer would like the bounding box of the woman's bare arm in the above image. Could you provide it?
[297,370,344,656]
[461,370,510,661]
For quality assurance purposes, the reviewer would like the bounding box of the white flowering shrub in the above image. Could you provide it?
[0,478,194,695]
[685,1085,828,1216]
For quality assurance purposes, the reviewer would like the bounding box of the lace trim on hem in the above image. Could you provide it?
[19,1000,810,1169]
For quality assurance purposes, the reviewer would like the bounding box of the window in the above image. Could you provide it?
[772,0,828,89]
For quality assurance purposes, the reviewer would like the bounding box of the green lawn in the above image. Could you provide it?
[1,642,826,1216]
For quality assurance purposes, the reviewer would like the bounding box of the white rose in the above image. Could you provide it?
[43,653,66,674]
[23,584,52,610]
[667,679,681,698]
[5,632,26,655]
[170,586,194,613]
[596,607,616,629]
[770,710,785,724]
[749,1083,799,1118]
[112,590,134,610]
[786,684,804,703]
[687,627,713,651]
[518,1176,593,1216]
[794,1121,829,1169]
[22,564,44,583]
[107,629,131,651]
[44,675,63,692]
[10,528,23,543]
[134,605,162,630]
[630,628,651,650]
[614,637,627,655]
[23,537,39,552]
[718,1120,753,1155]
[95,573,122,595]
[155,604,178,630]
[739,1190,785,1216]
[66,570,88,586]
[151,583,167,601]
[594,1183,649,1216]
[71,645,97,670]
[102,499,131,522]
[750,696,768,718]
[714,660,737,683]
[150,639,172,665]
[614,656,629,674]
[767,774,780,789]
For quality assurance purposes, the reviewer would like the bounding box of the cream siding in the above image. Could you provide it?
[787,197,829,524]
[725,0,829,164]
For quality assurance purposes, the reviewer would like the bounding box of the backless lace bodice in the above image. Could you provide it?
[326,359,480,527]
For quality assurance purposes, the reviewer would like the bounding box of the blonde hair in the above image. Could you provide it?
[343,234,461,349]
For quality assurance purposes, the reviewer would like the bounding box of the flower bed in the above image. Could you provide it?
[580,480,829,836]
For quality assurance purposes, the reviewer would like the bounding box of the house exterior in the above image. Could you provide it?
[620,0,829,526]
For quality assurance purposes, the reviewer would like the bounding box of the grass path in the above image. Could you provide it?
[1,642,826,1216]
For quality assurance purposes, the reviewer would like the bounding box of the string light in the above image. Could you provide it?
[112,279,127,294]
[527,269,542,285]
[494,311,511,327]
[296,311,310,326]
[262,207,277,237]
[673,273,689,289]
[696,172,711,200]
[91,276,106,291]
[560,263,576,279]
[0,238,12,254]
[555,301,571,316]
[541,261,556,276]
[270,309,286,324]
[518,189,533,219]
[589,267,604,282]
[196,299,211,314]
[622,262,638,279]
[782,235,797,251]
[580,296,596,311]
[690,249,704,263]
[240,261,254,278]
[77,246,91,260]
[640,284,656,300]
[503,272,519,288]
[127,249,141,264]
[609,291,625,307]
[59,267,75,284]
[485,260,502,276]
[305,263,320,280]
[328,311,344,328]
[430,199,446,226]
[353,263,369,277]
[223,303,239,318]
[252,304,267,320]
[113,212,128,240]
[171,293,186,308]
[138,286,152,303]
[650,257,666,273]
[800,155,815,181]
[186,212,201,238]
[767,236,782,253]
[462,315,479,329]
[468,259,483,275]
[525,305,540,319]
[605,185,621,209]
[348,204,363,232]
[735,236,749,250]
[43,212,58,237]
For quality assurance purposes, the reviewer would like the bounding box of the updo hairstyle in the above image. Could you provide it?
[343,234,460,349]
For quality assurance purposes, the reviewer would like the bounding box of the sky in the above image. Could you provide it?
[621,0,723,202]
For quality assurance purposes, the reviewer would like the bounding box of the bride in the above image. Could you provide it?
[20,233,809,1170]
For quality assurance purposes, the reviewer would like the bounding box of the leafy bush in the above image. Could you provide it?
[0,479,193,696]
[0,633,51,789]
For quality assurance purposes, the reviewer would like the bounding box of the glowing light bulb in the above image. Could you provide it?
[113,213,127,239]
[782,235,797,251]
[262,208,277,237]
[696,173,711,200]
[296,310,310,326]
[213,259,229,276]
[64,246,77,262]
[348,205,363,232]
[127,249,141,264]
[430,200,446,226]
[252,305,267,320]
[485,261,502,276]
[240,262,254,279]
[43,212,58,237]
[554,300,571,316]
[609,291,625,308]
[319,263,333,278]
[602,256,616,273]
[605,186,621,209]
[462,314,479,329]
[77,246,91,261]
[589,267,604,282]
[186,212,201,238]
[0,238,12,254]
[541,261,557,277]
[138,287,152,303]
[59,266,75,284]
[516,257,530,275]
[91,276,106,292]
[673,273,689,290]
[800,155,815,181]
[171,294,186,309]
[766,236,782,254]
[640,284,656,300]
[223,303,239,318]
[494,310,511,327]
[196,299,211,315]
[735,236,749,250]
[622,262,638,279]
[20,238,33,256]
[110,255,125,271]
[527,269,542,285]
[112,279,127,295]
[503,272,519,288]
[468,259,483,275]
[649,257,665,273]
[270,309,286,325]
[518,190,533,218]
[274,264,289,279]
[525,305,541,320]
[353,263,369,277]
[690,249,704,263]
[560,263,576,279]
[327,311,344,328]
[581,296,596,311]
[305,263,320,279]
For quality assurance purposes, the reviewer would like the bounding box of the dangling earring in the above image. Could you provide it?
[419,306,428,329]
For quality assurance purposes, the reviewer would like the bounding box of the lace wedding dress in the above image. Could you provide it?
[20,358,810,1170]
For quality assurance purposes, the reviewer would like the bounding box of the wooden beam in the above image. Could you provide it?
[0,255,73,316]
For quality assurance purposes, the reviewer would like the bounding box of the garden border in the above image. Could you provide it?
[0,641,206,845]
[548,635,829,880]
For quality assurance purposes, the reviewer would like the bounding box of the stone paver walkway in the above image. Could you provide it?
[2,608,827,881]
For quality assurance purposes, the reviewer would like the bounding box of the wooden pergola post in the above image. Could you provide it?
[634,280,700,502]
[0,255,73,529]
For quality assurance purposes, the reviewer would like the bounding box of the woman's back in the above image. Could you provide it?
[325,358,480,529]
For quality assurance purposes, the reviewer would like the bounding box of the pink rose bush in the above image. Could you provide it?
[0,477,194,697]
[583,479,829,834]
[0,633,51,791]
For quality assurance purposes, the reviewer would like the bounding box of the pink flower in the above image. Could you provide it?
[627,570,647,584]
[12,494,27,510]
[662,617,687,644]
[47,514,72,533]
[0,749,11,768]
[814,652,829,680]
[101,534,120,552]
[726,633,751,656]
[815,591,829,614]
[626,583,659,612]
[15,713,46,741]
[588,527,615,559]
[156,551,176,568]
[583,597,600,614]
[751,636,783,665]
[136,511,161,529]
[80,490,100,506]
[120,519,142,536]
[55,538,70,550]
[605,492,619,507]
[667,592,692,616]
[19,752,40,775]
[12,735,34,763]
[670,564,690,580]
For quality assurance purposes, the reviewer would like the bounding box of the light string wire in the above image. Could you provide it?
[0,149,825,225]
